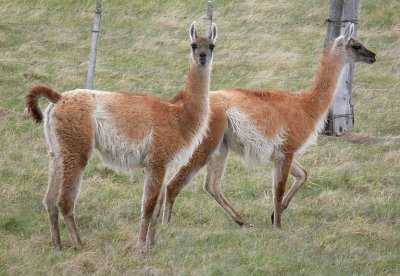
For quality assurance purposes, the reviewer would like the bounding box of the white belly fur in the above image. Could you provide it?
[93,105,152,172]
[225,108,286,165]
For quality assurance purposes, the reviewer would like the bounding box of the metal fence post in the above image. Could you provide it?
[86,0,103,89]
[205,0,213,37]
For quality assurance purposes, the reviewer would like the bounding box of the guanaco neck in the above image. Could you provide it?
[303,44,346,119]
[181,60,211,131]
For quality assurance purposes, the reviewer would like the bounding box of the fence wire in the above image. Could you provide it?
[0,6,396,92]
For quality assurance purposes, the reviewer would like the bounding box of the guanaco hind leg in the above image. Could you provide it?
[162,163,204,225]
[57,152,88,249]
[203,142,249,226]
[162,110,227,225]
[43,108,92,249]
[44,153,63,249]
[44,150,88,250]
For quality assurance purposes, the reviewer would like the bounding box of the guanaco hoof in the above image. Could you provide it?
[236,220,254,228]
[235,220,244,226]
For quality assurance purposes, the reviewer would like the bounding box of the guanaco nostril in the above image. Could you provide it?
[199,53,206,58]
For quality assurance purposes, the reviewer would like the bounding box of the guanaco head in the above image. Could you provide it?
[189,21,218,67]
[335,22,376,64]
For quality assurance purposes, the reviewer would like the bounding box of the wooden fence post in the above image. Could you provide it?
[205,0,213,37]
[86,0,103,89]
[324,0,344,49]
[323,0,361,136]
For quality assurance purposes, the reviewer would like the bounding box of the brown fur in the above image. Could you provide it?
[26,23,218,249]
[163,23,376,229]
[26,84,61,123]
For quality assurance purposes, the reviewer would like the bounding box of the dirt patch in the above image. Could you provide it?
[23,70,46,80]
[317,189,340,205]
[0,108,15,124]
[345,133,400,146]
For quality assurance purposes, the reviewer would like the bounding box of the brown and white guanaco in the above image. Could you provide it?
[26,22,218,249]
[163,23,376,229]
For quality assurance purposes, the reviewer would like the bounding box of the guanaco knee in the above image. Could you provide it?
[44,194,57,209]
[203,179,214,196]
[298,168,307,183]
[275,182,286,200]
[57,196,74,216]
[44,202,59,216]
[166,182,181,201]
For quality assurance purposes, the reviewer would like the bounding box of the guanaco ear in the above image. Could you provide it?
[189,21,198,43]
[342,22,355,43]
[210,22,218,43]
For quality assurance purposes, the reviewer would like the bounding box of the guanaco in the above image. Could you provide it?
[163,23,376,229]
[26,22,218,248]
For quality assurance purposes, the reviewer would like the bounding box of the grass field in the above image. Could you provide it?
[1,0,399,274]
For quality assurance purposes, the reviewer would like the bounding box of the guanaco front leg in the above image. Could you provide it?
[270,159,307,224]
[272,153,294,228]
[282,160,307,210]
[138,166,166,247]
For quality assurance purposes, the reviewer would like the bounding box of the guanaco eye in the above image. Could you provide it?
[209,44,215,51]
[191,43,197,50]
[352,45,361,50]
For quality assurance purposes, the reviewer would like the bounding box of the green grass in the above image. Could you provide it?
[1,0,399,274]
